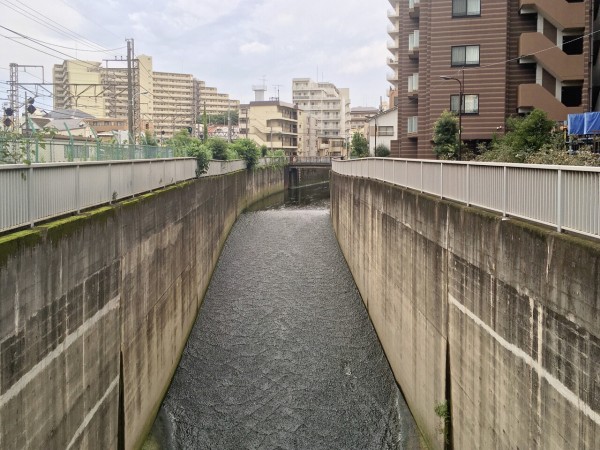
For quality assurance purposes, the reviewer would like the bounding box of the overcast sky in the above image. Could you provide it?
[0,0,391,113]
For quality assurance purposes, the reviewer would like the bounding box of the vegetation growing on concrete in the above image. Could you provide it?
[434,400,451,446]
[0,229,42,268]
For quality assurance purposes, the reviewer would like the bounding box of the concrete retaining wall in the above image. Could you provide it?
[0,167,283,450]
[331,172,600,449]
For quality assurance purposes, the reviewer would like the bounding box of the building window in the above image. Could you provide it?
[452,0,480,17]
[378,126,394,136]
[450,94,479,114]
[407,116,418,133]
[451,45,479,66]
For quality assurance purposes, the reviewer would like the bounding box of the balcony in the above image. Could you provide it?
[408,31,420,59]
[387,8,399,20]
[407,74,419,98]
[519,32,584,81]
[519,0,584,30]
[388,24,399,37]
[388,0,399,6]
[388,57,399,69]
[518,83,583,121]
[409,0,420,18]
[387,72,399,83]
[387,39,399,51]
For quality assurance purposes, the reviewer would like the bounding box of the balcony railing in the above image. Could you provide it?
[519,0,585,30]
[332,158,600,239]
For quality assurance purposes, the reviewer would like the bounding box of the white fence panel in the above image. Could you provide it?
[332,158,600,240]
[0,167,30,230]
[31,165,78,222]
[406,161,422,191]
[442,164,468,202]
[79,164,110,210]
[469,165,504,211]
[506,167,557,226]
[562,170,600,236]
[422,162,441,197]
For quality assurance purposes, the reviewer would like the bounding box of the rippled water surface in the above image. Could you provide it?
[145,182,423,449]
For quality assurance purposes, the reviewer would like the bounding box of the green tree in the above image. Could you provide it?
[350,132,369,158]
[142,130,158,146]
[205,137,229,160]
[375,144,390,157]
[433,110,459,159]
[185,140,212,175]
[477,109,557,163]
[230,138,260,168]
[1,127,55,164]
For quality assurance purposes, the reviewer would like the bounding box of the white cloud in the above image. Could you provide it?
[0,0,392,107]
[239,42,270,55]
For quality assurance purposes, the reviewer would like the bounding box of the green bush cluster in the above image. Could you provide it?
[168,130,263,173]
[433,108,600,166]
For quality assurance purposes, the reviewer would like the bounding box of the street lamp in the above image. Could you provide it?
[440,69,464,159]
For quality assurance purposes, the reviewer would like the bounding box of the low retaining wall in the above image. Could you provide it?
[0,167,283,450]
[331,172,600,449]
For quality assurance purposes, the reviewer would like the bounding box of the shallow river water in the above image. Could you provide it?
[144,182,423,449]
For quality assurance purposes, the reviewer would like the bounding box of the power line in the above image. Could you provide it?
[0,0,112,52]
[0,25,112,64]
[57,0,122,42]
[8,36,125,53]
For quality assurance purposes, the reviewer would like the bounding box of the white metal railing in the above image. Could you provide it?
[332,158,600,240]
[0,157,283,234]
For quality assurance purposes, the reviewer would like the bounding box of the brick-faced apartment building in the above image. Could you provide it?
[387,0,598,158]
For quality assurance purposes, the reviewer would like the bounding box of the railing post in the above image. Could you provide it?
[27,166,34,228]
[503,166,508,217]
[420,161,423,193]
[440,162,443,199]
[108,163,112,204]
[466,164,471,206]
[163,159,167,188]
[76,164,81,213]
[557,169,563,232]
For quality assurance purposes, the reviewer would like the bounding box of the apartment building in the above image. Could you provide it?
[195,80,240,117]
[239,101,300,156]
[292,78,351,141]
[389,0,592,158]
[53,60,106,118]
[350,106,380,137]
[53,55,238,140]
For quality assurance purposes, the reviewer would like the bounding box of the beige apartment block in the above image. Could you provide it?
[297,109,318,156]
[53,55,239,140]
[292,78,351,141]
[239,101,300,155]
[53,60,106,118]
[196,80,240,117]
[350,106,379,137]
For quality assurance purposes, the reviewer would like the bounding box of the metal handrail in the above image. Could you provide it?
[332,157,600,239]
[0,157,284,233]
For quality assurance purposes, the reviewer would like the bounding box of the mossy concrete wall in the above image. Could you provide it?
[0,167,283,450]
[331,173,600,450]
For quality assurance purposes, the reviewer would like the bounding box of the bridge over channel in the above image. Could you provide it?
[0,156,598,450]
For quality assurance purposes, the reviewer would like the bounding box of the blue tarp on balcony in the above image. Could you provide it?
[568,112,600,135]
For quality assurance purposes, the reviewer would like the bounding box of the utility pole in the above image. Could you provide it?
[9,63,19,130]
[126,38,135,144]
